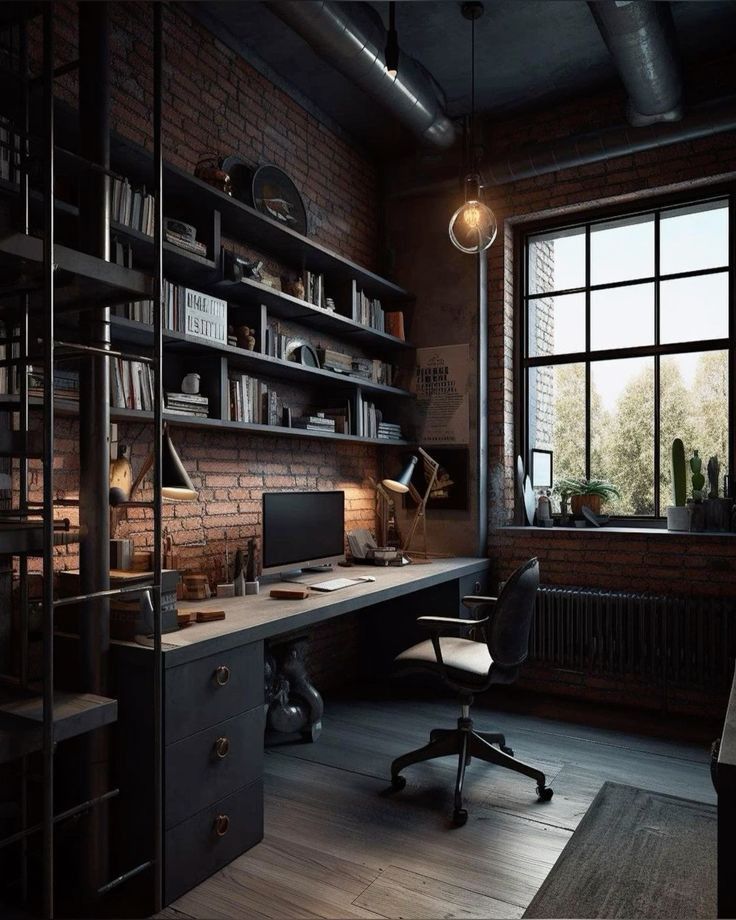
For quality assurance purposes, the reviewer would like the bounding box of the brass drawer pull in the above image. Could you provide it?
[214,814,230,837]
[214,736,230,759]
[214,665,230,686]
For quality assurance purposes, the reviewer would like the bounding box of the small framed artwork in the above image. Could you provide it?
[531,448,553,489]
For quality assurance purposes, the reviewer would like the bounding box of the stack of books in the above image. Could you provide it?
[165,392,209,418]
[165,218,207,257]
[110,359,154,411]
[321,402,353,434]
[112,175,155,236]
[318,349,393,386]
[265,321,288,359]
[371,359,394,386]
[28,367,80,403]
[319,347,355,376]
[292,413,336,433]
[377,422,403,441]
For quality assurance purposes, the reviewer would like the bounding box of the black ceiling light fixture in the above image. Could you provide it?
[385,1,399,79]
[449,1,497,255]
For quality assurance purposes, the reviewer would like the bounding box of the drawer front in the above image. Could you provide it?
[165,640,264,744]
[165,779,263,906]
[165,706,265,828]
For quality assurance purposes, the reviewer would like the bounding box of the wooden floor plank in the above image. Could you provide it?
[353,865,523,920]
[162,693,713,920]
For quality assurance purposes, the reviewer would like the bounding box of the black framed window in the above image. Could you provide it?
[522,195,733,518]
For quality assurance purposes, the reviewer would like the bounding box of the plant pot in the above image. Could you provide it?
[666,505,690,532]
[570,494,602,516]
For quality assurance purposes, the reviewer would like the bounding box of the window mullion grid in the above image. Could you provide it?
[654,210,661,518]
[585,224,591,481]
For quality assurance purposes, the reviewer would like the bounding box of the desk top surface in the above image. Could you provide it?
[121,556,490,666]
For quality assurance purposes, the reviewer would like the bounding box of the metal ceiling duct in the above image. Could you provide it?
[265,0,458,148]
[588,0,684,126]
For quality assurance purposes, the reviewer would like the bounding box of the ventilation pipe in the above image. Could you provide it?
[588,0,683,126]
[265,0,458,148]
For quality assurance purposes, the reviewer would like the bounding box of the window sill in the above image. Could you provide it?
[497,525,736,537]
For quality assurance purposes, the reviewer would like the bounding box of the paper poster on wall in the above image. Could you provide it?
[413,344,470,445]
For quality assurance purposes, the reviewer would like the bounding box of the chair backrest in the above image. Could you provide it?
[487,557,539,668]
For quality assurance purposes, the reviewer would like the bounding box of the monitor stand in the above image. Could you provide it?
[301,563,334,573]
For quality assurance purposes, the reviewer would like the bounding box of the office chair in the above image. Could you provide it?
[390,557,552,826]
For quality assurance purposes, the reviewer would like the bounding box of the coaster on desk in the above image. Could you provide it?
[270,586,311,600]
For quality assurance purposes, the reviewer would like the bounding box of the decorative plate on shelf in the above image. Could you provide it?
[285,339,320,368]
[252,164,308,236]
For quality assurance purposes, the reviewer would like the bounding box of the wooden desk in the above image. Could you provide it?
[112,557,490,907]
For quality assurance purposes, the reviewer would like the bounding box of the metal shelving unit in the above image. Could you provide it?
[0,5,165,917]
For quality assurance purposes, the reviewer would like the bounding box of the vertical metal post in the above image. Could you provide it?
[77,1,111,902]
[476,252,488,555]
[152,3,164,910]
[41,8,55,918]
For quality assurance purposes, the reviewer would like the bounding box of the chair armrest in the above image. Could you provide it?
[461,595,497,611]
[416,615,490,666]
[417,615,489,629]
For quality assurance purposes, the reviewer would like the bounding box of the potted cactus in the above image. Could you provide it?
[554,477,620,516]
[666,438,690,531]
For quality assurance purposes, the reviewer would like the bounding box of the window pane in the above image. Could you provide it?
[591,213,654,286]
[660,272,728,344]
[660,351,729,506]
[591,356,654,515]
[590,283,654,351]
[660,200,729,275]
[528,227,585,294]
[528,364,586,484]
[528,293,585,357]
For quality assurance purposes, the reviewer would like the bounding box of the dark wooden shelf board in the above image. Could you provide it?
[106,316,413,398]
[0,231,153,312]
[110,135,413,305]
[0,691,117,765]
[110,221,218,280]
[215,277,412,353]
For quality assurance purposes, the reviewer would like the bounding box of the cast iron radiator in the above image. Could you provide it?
[529,586,736,693]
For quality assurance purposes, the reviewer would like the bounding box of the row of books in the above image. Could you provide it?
[228,373,282,426]
[111,359,155,412]
[165,391,209,418]
[112,176,155,236]
[353,285,385,332]
[361,400,403,441]
[303,270,328,309]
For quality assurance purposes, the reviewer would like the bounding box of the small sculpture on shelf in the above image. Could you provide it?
[194,155,232,195]
[281,275,305,300]
[666,438,689,531]
[234,325,256,351]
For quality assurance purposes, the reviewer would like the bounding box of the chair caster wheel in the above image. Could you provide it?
[501,745,514,756]
[391,775,406,791]
[453,808,468,827]
[537,785,553,802]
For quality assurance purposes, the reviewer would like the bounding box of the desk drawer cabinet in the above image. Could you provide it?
[164,641,264,744]
[165,779,263,905]
[165,706,265,828]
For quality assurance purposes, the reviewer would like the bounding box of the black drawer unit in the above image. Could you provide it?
[164,779,264,905]
[165,706,265,829]
[164,640,264,744]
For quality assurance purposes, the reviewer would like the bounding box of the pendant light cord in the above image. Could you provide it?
[471,15,476,171]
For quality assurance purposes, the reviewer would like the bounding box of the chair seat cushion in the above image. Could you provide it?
[396,636,492,678]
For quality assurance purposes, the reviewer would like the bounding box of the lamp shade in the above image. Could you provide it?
[162,430,198,502]
[382,455,418,494]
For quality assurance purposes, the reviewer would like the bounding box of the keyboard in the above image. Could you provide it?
[309,576,365,592]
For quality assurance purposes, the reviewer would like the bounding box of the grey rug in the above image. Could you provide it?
[523,781,716,919]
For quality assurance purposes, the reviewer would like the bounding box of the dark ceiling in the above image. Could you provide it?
[193,0,736,155]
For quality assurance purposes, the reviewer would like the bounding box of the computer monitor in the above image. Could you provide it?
[262,490,345,575]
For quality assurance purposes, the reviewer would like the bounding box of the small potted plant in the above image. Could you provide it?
[554,477,620,516]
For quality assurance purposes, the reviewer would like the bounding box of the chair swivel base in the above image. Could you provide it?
[390,715,553,826]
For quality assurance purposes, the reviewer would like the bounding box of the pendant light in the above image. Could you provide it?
[449,2,497,254]
[385,2,399,79]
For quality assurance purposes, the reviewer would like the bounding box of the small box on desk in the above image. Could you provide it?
[58,569,180,640]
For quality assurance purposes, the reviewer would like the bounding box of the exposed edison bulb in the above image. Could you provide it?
[449,175,497,254]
